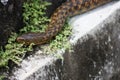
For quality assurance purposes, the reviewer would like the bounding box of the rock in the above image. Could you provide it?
[8,1,120,80]
[0,0,23,47]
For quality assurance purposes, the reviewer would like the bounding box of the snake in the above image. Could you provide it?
[17,0,112,45]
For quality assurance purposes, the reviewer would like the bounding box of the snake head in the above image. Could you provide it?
[17,33,35,45]
[16,32,46,45]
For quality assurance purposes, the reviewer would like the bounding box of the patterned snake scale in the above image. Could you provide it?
[17,0,112,45]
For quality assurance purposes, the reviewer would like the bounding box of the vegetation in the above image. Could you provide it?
[0,33,33,67]
[0,0,71,72]
[0,75,5,80]
[0,0,51,68]
[43,21,72,55]
[20,0,51,33]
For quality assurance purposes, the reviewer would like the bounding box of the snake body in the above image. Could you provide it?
[17,0,112,45]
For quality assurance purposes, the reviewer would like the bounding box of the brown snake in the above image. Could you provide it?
[17,0,112,45]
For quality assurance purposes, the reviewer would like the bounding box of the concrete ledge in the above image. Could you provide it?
[9,1,120,80]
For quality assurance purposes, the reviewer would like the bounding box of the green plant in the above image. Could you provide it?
[0,0,72,69]
[20,0,51,33]
[0,0,51,68]
[0,33,33,67]
[0,75,5,80]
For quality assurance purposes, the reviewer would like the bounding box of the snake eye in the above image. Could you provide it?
[16,37,25,42]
